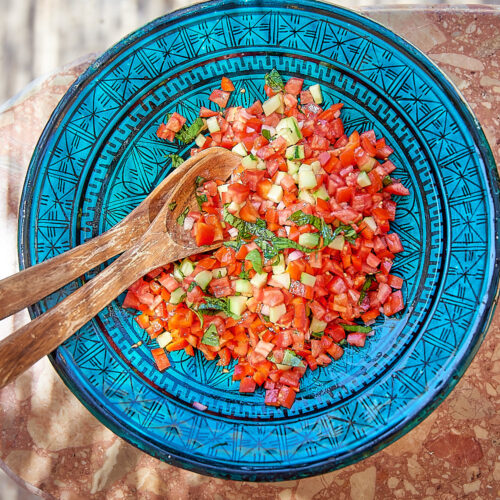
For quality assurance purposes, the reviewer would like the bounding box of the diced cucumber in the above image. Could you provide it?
[300,272,316,286]
[206,116,220,133]
[269,303,287,323]
[272,254,286,275]
[310,317,327,333]
[298,232,320,249]
[309,84,323,104]
[298,169,317,190]
[228,296,248,318]
[250,272,268,288]
[309,161,322,174]
[298,189,316,205]
[212,267,228,279]
[201,324,219,346]
[275,171,286,185]
[195,134,206,148]
[277,127,299,146]
[180,259,195,277]
[217,184,229,195]
[262,94,283,116]
[277,117,302,140]
[267,184,283,203]
[328,234,345,250]
[170,287,186,305]
[282,349,306,367]
[357,171,372,187]
[232,142,247,157]
[313,185,329,200]
[173,265,184,282]
[235,279,252,295]
[287,160,301,175]
[363,216,377,232]
[227,201,241,214]
[276,117,302,145]
[275,363,292,371]
[156,331,172,348]
[359,156,377,172]
[285,145,305,160]
[271,272,290,289]
[194,270,213,290]
[241,154,258,169]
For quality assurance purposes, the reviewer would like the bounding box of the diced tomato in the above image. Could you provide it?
[239,376,257,393]
[386,233,404,253]
[285,77,304,95]
[199,106,219,117]
[194,221,215,246]
[151,348,171,371]
[156,124,175,141]
[263,288,284,306]
[165,112,186,132]
[226,183,250,203]
[278,386,296,409]
[384,182,410,196]
[209,89,231,108]
[122,291,141,310]
[239,202,259,223]
[383,291,404,316]
[221,76,235,92]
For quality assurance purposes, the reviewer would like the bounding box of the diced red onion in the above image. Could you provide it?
[184,216,195,230]
[228,227,239,237]
[318,151,331,166]
[193,401,207,411]
[288,250,304,261]
[261,305,270,316]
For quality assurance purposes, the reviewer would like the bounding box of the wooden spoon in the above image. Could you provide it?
[0,147,241,388]
[0,147,229,320]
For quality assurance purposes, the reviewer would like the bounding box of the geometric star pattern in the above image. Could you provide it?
[19,1,499,481]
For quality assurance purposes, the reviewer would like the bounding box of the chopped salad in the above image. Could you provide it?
[123,70,409,409]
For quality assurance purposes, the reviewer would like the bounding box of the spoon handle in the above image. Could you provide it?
[0,215,147,321]
[0,237,161,389]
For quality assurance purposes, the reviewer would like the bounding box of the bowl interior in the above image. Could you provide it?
[20,0,498,480]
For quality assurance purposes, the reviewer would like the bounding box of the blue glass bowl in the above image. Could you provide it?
[18,0,500,480]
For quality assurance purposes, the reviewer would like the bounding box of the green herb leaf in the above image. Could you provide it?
[262,129,271,141]
[224,207,319,259]
[340,324,372,333]
[264,68,285,92]
[289,210,358,245]
[168,154,184,169]
[289,210,334,246]
[176,207,189,226]
[311,331,324,339]
[224,239,244,251]
[358,275,375,304]
[245,249,263,273]
[188,306,204,327]
[201,324,219,346]
[168,201,177,211]
[195,192,208,210]
[195,175,206,188]
[175,117,204,144]
[383,175,393,187]
[196,297,238,319]
[239,270,250,279]
[187,282,197,292]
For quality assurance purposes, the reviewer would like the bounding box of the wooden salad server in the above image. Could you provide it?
[0,147,241,388]
[0,147,235,320]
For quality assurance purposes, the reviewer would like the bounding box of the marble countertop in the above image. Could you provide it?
[0,5,499,500]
